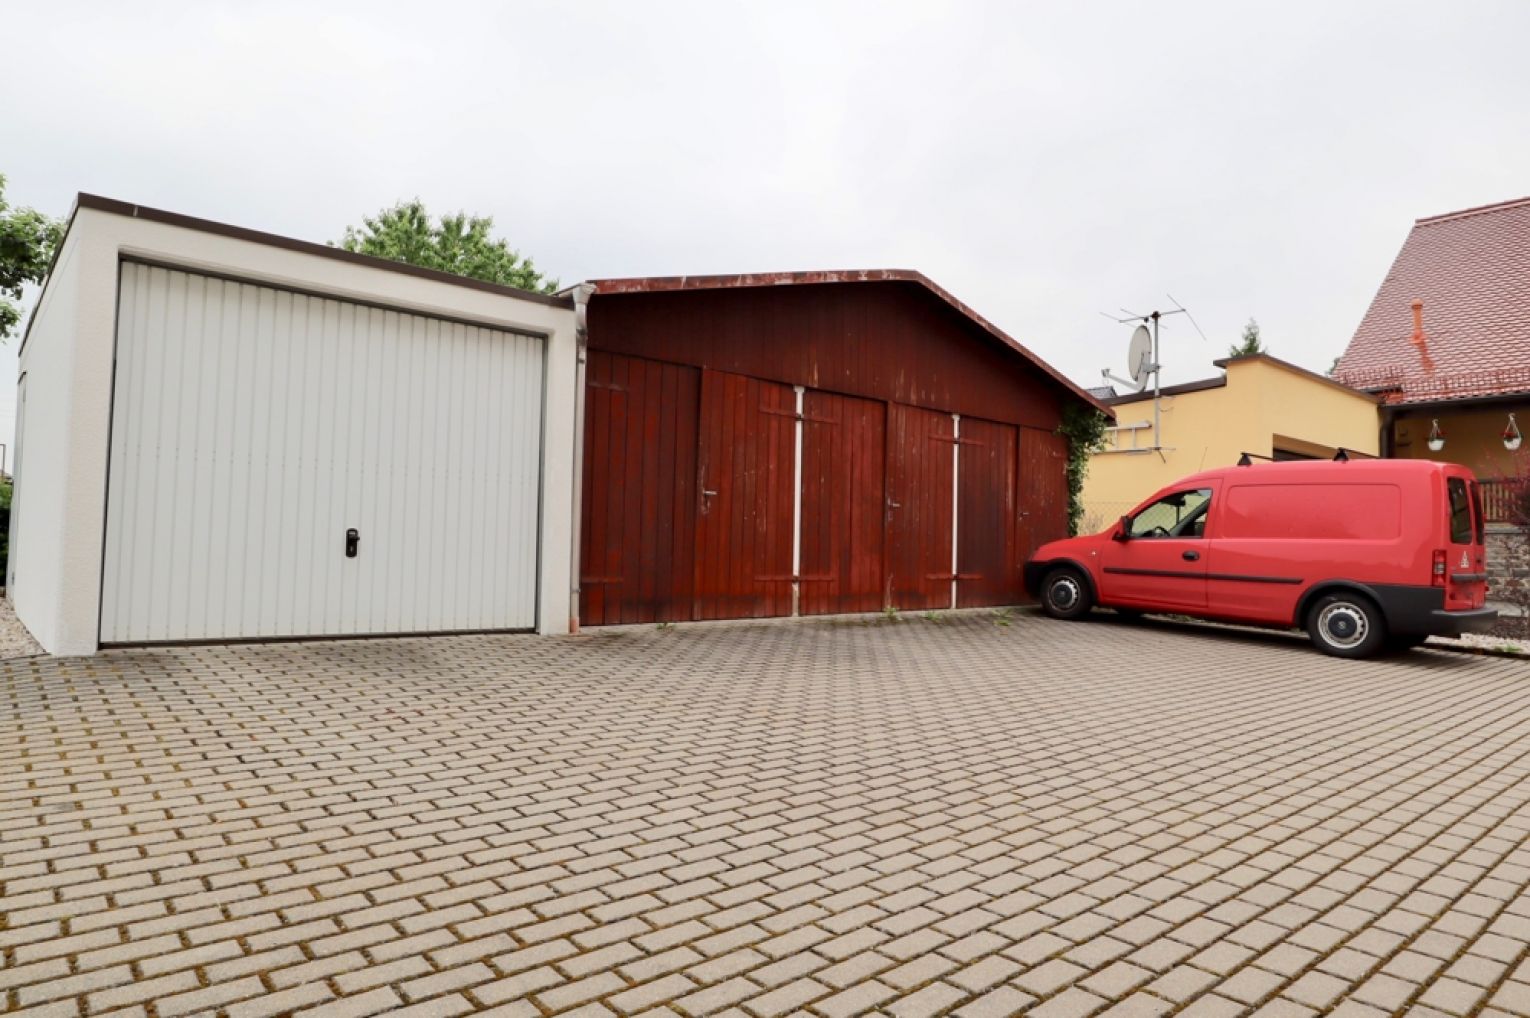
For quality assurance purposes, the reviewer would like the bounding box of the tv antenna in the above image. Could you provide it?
[1098,303,1189,455]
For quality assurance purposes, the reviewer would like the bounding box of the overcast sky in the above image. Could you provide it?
[6,0,1529,458]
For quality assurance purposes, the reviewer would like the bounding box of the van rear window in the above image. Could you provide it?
[1448,478,1473,544]
[1469,481,1486,543]
[1221,484,1401,540]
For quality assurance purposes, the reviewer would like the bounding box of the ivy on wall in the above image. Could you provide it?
[1056,404,1109,536]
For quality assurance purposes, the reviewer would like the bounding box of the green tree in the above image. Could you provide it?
[0,175,64,342]
[1228,318,1266,357]
[338,200,557,294]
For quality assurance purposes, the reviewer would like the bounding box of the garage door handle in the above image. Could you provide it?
[346,528,360,558]
[1182,550,1199,561]
[702,489,718,497]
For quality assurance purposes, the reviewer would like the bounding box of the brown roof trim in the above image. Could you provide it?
[73,193,574,309]
[590,270,1113,416]
[1107,353,1382,407]
[1104,375,1227,404]
[1213,353,1381,403]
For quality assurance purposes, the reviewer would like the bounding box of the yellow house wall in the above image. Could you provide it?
[1079,359,1380,532]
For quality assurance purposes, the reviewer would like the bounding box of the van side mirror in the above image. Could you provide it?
[1113,516,1131,542]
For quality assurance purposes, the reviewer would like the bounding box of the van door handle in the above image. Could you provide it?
[1182,550,1200,561]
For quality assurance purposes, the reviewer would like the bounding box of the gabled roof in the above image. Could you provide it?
[1335,195,1530,404]
[590,270,1111,414]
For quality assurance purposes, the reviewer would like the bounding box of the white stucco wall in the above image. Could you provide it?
[11,228,85,654]
[11,202,579,655]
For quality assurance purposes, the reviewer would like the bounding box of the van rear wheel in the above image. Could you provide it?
[1040,567,1093,621]
[1306,593,1385,659]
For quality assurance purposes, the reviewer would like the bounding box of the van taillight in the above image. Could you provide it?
[1432,549,1447,587]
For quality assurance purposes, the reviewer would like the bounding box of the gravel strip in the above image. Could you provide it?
[0,594,46,658]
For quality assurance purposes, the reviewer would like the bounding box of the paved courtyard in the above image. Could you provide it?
[3,611,1530,1018]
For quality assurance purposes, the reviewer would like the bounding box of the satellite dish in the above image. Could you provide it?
[1127,325,1152,386]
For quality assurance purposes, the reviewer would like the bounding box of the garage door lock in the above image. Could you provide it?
[345,528,360,558]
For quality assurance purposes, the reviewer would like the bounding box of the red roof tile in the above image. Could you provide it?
[1335,195,1530,404]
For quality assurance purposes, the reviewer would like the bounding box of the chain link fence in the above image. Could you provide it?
[1078,500,1139,536]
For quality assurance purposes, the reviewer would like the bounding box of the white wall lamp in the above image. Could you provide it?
[1506,413,1523,452]
[1427,419,1445,452]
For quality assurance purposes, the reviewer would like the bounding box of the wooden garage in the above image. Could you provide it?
[577,270,1106,626]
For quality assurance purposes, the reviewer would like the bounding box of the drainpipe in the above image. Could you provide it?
[568,283,595,633]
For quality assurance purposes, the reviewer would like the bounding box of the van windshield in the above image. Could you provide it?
[1447,478,1473,545]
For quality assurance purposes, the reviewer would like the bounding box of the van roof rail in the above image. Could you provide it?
[1236,452,1274,466]
[1333,448,1376,462]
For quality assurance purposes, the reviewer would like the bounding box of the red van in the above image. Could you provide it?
[1023,459,1496,657]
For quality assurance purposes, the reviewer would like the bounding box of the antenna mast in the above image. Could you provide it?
[1099,304,1188,455]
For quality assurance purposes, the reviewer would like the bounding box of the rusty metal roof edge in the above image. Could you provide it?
[588,269,1114,418]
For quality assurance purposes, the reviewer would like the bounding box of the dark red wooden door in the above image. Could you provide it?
[1018,427,1070,568]
[800,391,886,616]
[885,404,956,610]
[956,417,1019,607]
[580,352,701,625]
[694,370,796,620]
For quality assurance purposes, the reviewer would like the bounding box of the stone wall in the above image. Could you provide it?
[1488,526,1528,600]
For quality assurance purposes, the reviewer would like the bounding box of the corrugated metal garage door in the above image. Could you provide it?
[101,261,545,643]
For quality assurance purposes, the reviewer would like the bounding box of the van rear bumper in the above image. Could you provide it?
[1427,607,1499,637]
[1367,584,1498,636]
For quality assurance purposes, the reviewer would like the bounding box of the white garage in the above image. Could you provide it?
[12,196,581,655]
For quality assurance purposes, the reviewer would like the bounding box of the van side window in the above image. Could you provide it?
[1128,488,1212,539]
[1448,478,1473,544]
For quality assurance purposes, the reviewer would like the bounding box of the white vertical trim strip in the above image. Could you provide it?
[951,413,960,610]
[791,385,805,617]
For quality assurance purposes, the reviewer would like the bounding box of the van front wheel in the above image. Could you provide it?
[1306,593,1385,658]
[1040,567,1093,621]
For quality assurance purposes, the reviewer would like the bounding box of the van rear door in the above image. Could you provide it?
[1445,474,1487,610]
